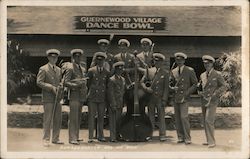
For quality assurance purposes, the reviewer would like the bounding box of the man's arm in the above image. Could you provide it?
[36,68,56,94]
[186,69,198,96]
[213,72,226,97]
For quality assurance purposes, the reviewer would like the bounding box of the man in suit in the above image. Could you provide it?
[137,38,154,69]
[114,39,135,115]
[64,49,87,145]
[198,55,226,148]
[107,61,126,142]
[141,53,169,141]
[37,49,64,147]
[87,52,110,143]
[170,52,198,144]
[136,38,155,116]
[90,39,114,72]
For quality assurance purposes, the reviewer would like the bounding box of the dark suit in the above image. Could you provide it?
[90,52,114,72]
[171,65,198,142]
[107,75,126,140]
[200,69,226,145]
[36,63,62,142]
[87,66,110,140]
[114,52,135,115]
[141,68,169,136]
[64,62,87,142]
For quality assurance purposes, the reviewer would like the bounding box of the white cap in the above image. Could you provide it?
[202,55,215,63]
[174,52,187,59]
[153,53,165,60]
[95,52,107,59]
[46,49,60,56]
[70,49,84,55]
[113,61,125,68]
[97,39,110,45]
[118,39,130,47]
[140,38,152,45]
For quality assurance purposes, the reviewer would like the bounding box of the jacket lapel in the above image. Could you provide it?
[204,69,216,88]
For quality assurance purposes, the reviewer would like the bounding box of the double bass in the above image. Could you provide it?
[117,51,153,142]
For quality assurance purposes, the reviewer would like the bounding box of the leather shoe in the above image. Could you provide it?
[160,136,167,142]
[208,144,216,148]
[52,141,64,144]
[43,140,50,147]
[98,138,106,142]
[88,139,94,143]
[77,139,83,142]
[69,141,80,145]
[185,140,192,145]
[177,139,185,143]
[110,139,117,142]
[202,142,209,145]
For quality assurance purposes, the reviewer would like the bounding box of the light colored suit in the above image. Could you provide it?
[36,63,62,142]
[171,65,198,142]
[200,69,226,145]
[64,62,87,142]
[107,75,126,140]
[137,51,153,68]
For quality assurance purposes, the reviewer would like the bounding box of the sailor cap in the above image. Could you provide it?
[97,39,110,45]
[70,49,84,55]
[202,55,215,63]
[113,61,125,68]
[118,39,130,47]
[140,38,152,45]
[174,52,187,59]
[153,53,165,61]
[95,52,107,59]
[46,49,60,56]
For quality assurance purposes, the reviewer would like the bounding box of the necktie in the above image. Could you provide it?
[206,71,209,79]
[178,67,181,75]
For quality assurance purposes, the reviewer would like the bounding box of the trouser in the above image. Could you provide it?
[68,100,82,142]
[148,95,166,137]
[174,102,191,141]
[109,107,122,140]
[201,100,217,145]
[43,102,62,142]
[88,101,105,139]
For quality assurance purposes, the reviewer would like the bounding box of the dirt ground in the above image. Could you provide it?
[7,128,241,152]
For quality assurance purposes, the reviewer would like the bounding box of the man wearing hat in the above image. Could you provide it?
[137,38,154,69]
[86,52,110,143]
[114,39,135,115]
[90,39,114,72]
[170,52,198,144]
[37,49,64,146]
[64,49,87,145]
[199,55,226,148]
[107,61,126,142]
[141,53,169,141]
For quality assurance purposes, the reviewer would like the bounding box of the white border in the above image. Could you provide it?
[1,0,249,159]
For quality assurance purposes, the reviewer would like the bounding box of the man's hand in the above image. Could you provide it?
[52,86,57,95]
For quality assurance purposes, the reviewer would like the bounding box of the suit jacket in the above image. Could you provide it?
[37,63,62,103]
[171,65,198,103]
[137,51,153,68]
[141,67,169,102]
[114,52,135,84]
[90,52,114,72]
[108,75,126,108]
[64,62,87,102]
[86,66,110,103]
[200,69,226,106]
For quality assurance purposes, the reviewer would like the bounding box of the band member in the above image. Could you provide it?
[141,53,169,141]
[90,39,114,72]
[64,49,87,145]
[170,52,198,144]
[137,38,154,69]
[114,39,135,115]
[198,55,226,148]
[108,61,126,142]
[87,52,110,143]
[36,49,64,146]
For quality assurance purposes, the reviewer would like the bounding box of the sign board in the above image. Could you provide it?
[75,16,166,31]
